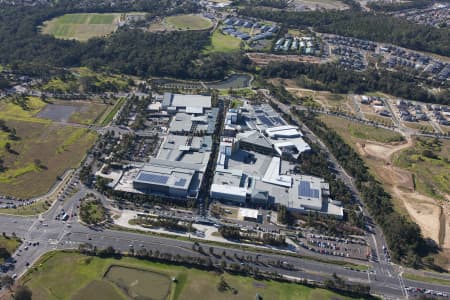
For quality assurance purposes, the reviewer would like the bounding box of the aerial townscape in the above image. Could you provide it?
[0,0,450,299]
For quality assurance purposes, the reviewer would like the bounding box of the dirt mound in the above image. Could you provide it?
[357,139,412,162]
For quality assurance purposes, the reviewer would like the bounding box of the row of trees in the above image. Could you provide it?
[297,111,436,266]
[218,225,286,246]
[239,8,450,56]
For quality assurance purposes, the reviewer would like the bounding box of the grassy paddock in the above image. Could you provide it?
[22,251,366,300]
[0,120,96,199]
[319,115,404,143]
[204,30,241,54]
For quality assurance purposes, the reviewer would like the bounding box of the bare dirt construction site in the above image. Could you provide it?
[356,139,450,260]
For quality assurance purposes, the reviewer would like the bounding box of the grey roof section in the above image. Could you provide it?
[145,158,204,172]
[162,92,211,110]
[237,131,273,150]
[162,92,173,108]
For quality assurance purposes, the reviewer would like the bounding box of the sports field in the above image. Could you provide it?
[0,97,97,199]
[22,251,364,300]
[41,13,121,41]
[149,14,213,32]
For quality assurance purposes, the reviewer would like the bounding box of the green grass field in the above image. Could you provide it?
[72,280,126,300]
[319,115,404,143]
[41,13,121,41]
[22,251,365,300]
[165,14,213,31]
[204,30,242,54]
[393,137,450,200]
[0,97,97,199]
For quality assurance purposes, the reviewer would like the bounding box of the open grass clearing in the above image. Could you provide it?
[319,115,404,143]
[21,251,367,300]
[393,137,450,201]
[0,96,49,124]
[204,30,241,54]
[41,13,121,41]
[364,114,394,126]
[72,280,126,300]
[403,121,435,133]
[106,265,171,300]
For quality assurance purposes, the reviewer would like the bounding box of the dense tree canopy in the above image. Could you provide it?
[261,62,450,104]
[0,1,253,80]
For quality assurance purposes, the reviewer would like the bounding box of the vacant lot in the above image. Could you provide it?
[0,98,97,199]
[22,251,363,300]
[0,121,96,198]
[41,13,121,41]
[319,115,404,143]
[106,265,171,299]
[204,30,241,53]
[36,99,108,125]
